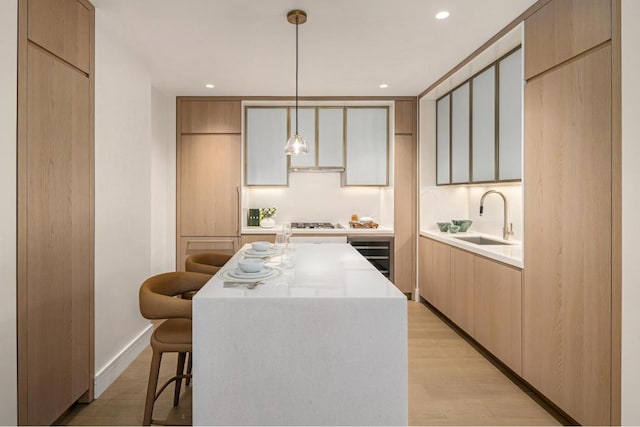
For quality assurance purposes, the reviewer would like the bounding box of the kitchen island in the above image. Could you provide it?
[192,243,407,426]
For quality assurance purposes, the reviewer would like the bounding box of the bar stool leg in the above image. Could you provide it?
[143,350,163,426]
[186,352,192,386]
[174,352,186,406]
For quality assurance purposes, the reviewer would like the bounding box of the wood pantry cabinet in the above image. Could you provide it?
[18,0,95,424]
[523,0,615,425]
[393,100,417,294]
[177,100,242,269]
[418,237,522,374]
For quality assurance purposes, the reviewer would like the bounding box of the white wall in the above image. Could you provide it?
[0,0,17,424]
[150,87,176,273]
[94,11,176,395]
[621,0,640,423]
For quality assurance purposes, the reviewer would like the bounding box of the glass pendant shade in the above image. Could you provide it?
[284,133,309,155]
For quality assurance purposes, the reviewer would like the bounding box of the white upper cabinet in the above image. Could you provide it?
[344,107,389,186]
[436,95,451,185]
[289,107,317,169]
[435,47,522,185]
[498,48,523,181]
[245,107,288,186]
[451,83,470,184]
[318,108,344,168]
[472,66,496,182]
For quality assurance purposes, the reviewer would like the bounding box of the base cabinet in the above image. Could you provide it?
[419,238,450,316]
[473,256,522,374]
[450,247,475,336]
[419,237,522,374]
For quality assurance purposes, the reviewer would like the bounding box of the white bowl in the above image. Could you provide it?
[251,241,272,252]
[359,216,373,223]
[238,258,265,273]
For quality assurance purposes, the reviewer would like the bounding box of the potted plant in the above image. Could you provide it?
[260,207,277,228]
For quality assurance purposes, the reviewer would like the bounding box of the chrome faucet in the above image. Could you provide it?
[479,190,514,240]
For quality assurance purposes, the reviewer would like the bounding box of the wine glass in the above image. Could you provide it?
[283,223,293,252]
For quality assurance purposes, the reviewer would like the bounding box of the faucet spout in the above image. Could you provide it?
[479,190,514,240]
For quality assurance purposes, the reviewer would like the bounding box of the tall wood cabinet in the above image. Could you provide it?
[523,0,616,424]
[177,99,241,269]
[17,0,95,424]
[394,100,417,294]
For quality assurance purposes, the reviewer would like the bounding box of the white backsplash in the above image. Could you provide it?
[244,172,393,227]
[421,184,523,241]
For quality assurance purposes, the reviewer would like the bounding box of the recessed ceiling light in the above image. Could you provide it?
[435,11,450,20]
[205,84,215,89]
[379,83,389,89]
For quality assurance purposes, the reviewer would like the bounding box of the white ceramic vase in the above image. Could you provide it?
[260,217,276,228]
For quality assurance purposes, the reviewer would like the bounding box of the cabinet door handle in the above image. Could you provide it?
[236,186,240,235]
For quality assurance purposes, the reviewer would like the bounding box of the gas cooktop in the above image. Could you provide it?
[290,222,337,229]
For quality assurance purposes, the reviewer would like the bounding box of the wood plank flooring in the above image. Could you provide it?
[58,301,561,426]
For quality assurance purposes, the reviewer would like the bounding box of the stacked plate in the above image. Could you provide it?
[219,265,282,282]
[243,247,280,257]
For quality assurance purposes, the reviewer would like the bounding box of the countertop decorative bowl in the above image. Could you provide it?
[437,222,451,232]
[452,219,473,232]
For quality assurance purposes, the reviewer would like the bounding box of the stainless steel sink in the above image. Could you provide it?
[453,236,514,246]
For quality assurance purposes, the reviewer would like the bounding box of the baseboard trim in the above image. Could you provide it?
[94,324,153,398]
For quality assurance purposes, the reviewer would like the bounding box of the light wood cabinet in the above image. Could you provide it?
[180,134,240,236]
[181,100,241,134]
[27,0,92,73]
[18,0,95,424]
[177,99,242,269]
[524,0,611,80]
[473,256,522,374]
[393,99,417,295]
[523,43,612,426]
[241,234,276,245]
[419,237,522,375]
[420,238,451,316]
[450,247,474,336]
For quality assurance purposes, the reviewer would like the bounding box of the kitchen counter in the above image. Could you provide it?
[242,223,394,236]
[192,243,407,425]
[420,230,523,269]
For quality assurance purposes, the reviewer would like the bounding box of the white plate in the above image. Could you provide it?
[244,247,280,257]
[220,267,282,282]
[228,267,273,279]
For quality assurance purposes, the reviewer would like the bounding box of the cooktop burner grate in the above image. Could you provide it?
[290,222,336,229]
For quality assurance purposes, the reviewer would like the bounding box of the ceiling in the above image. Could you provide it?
[92,0,536,97]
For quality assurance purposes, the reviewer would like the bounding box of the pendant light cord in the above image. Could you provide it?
[295,17,299,136]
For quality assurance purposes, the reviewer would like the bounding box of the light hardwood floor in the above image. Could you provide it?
[58,301,562,426]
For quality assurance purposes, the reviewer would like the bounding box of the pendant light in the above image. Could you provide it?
[284,10,309,155]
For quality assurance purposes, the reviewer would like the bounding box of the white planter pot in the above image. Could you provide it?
[260,217,276,228]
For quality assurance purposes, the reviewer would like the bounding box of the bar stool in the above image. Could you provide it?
[138,271,211,426]
[185,252,233,275]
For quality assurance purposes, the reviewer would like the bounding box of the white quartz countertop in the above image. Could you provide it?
[196,243,405,299]
[420,230,523,269]
[241,224,394,235]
